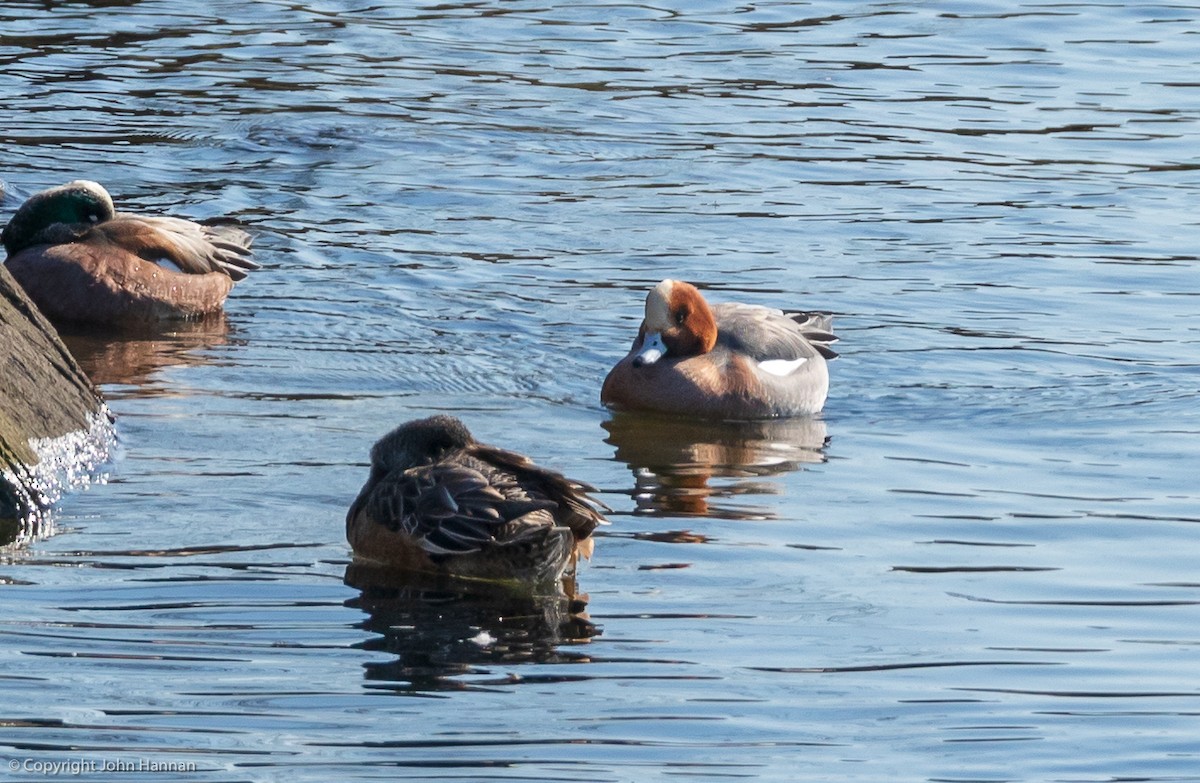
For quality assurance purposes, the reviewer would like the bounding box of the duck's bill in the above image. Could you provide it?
[633,332,666,367]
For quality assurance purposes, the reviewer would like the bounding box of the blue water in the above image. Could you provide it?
[2,2,1199,781]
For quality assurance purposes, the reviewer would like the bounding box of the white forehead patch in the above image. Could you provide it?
[644,280,675,331]
[758,357,808,377]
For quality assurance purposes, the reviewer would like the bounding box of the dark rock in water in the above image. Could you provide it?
[0,263,114,547]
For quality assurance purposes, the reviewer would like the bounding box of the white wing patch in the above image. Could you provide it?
[758,357,808,377]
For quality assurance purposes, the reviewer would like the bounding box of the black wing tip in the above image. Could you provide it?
[211,244,260,280]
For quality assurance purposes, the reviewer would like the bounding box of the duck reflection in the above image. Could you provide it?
[344,561,599,693]
[58,314,232,390]
[603,412,829,519]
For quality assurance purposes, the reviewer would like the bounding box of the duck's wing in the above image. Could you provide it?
[357,461,561,557]
[471,445,609,544]
[96,214,259,280]
[713,302,838,362]
[786,311,838,360]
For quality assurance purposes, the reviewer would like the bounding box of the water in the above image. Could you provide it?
[2,1,1199,780]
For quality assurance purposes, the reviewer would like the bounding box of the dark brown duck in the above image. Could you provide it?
[347,416,607,585]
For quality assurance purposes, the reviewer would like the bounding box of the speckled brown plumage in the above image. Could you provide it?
[347,416,607,585]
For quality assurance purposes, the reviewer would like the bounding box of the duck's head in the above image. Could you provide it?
[370,415,476,473]
[2,180,115,255]
[632,279,718,367]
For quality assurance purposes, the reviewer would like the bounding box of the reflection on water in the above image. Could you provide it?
[58,316,233,391]
[603,412,828,519]
[0,507,19,548]
[344,562,597,693]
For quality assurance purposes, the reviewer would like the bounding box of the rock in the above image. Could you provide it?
[1,263,114,547]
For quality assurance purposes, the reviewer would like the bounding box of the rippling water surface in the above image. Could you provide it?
[2,2,1199,781]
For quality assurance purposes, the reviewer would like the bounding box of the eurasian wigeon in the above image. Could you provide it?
[346,416,607,585]
[2,180,258,326]
[601,279,837,419]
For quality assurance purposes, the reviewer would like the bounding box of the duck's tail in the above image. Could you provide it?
[788,311,838,360]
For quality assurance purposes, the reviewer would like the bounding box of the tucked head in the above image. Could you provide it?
[370,415,476,474]
[2,180,115,255]
[633,279,718,367]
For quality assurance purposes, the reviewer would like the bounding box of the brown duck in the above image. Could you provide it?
[347,416,607,584]
[2,180,258,326]
[602,279,837,419]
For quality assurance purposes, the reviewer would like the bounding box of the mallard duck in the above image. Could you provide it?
[602,279,837,419]
[347,415,607,584]
[2,180,257,326]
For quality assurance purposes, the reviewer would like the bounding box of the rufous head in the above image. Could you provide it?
[633,279,718,367]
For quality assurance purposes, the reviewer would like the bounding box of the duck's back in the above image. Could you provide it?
[101,215,256,279]
[347,445,602,583]
[712,303,836,364]
[464,445,604,545]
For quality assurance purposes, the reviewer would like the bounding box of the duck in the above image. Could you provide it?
[601,279,837,419]
[2,180,258,326]
[346,415,607,585]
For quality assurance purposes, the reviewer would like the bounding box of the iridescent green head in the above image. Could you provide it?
[2,180,115,255]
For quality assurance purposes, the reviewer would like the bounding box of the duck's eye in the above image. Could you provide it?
[674,308,688,326]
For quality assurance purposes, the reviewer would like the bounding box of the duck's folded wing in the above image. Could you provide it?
[713,302,838,362]
[475,445,609,541]
[98,215,259,280]
[369,463,558,556]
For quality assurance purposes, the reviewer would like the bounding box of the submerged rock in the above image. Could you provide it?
[1,264,114,547]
